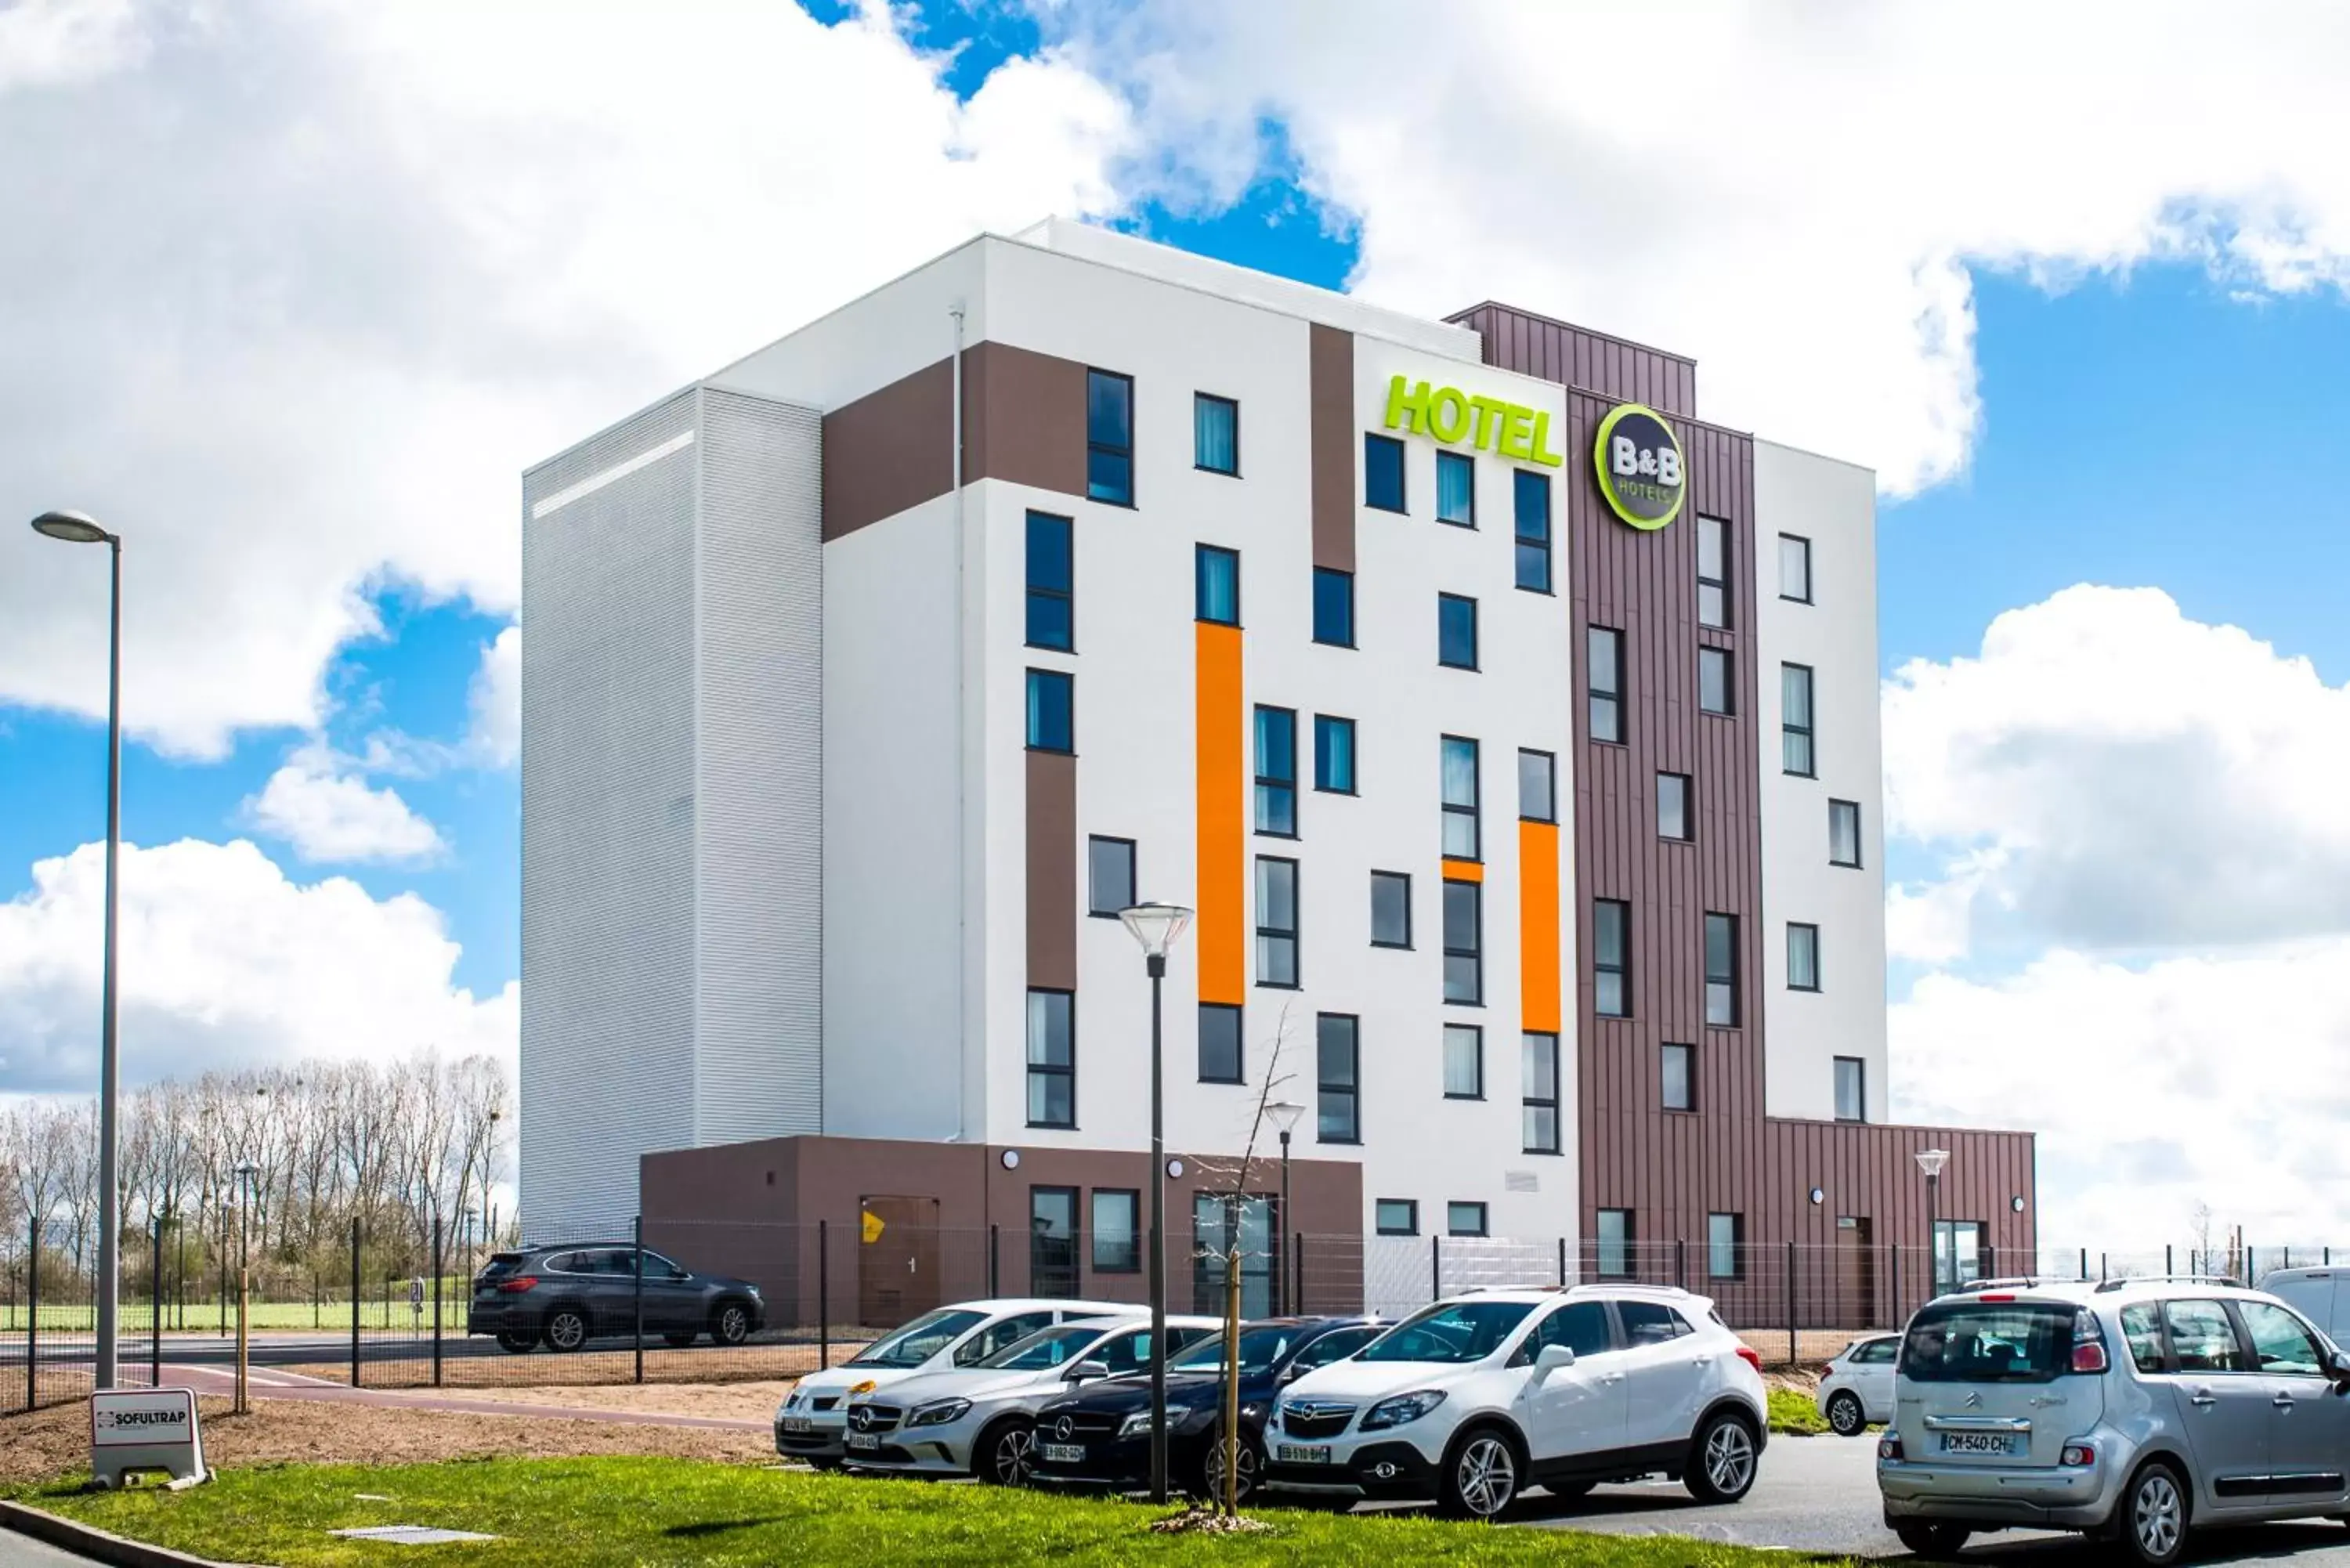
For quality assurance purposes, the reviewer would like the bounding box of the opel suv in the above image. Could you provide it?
[1264,1285,1767,1519]
[1878,1277,2350,1565]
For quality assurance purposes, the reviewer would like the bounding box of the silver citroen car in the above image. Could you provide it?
[1878,1276,2350,1565]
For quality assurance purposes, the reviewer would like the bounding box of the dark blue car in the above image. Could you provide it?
[1026,1316,1385,1502]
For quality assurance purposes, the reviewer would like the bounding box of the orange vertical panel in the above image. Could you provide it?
[1195,621,1246,1004]
[1519,819,1561,1034]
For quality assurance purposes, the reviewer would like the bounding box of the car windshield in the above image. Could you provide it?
[1358,1300,1536,1364]
[978,1323,1106,1371]
[848,1309,989,1368]
[1170,1326,1300,1376]
[1900,1302,2076,1384]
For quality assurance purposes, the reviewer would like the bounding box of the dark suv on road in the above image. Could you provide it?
[1026,1317,1385,1502]
[468,1244,766,1353]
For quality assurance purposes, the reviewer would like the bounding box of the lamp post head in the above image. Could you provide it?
[1914,1148,1950,1180]
[1267,1100,1305,1136]
[1118,901,1195,961]
[30,509,112,545]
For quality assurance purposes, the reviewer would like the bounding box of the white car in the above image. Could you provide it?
[2260,1266,2347,1346]
[839,1313,1221,1483]
[776,1298,1138,1467]
[1263,1284,1768,1520]
[1815,1332,1899,1436]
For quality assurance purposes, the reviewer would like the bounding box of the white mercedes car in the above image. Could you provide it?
[841,1313,1220,1482]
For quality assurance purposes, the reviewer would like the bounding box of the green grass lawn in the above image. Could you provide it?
[0,1282,474,1335]
[1766,1388,1829,1436]
[16,1457,1849,1568]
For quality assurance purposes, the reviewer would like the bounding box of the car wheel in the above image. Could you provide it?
[1685,1409,1760,1503]
[2118,1461,2189,1568]
[494,1331,535,1354]
[542,1306,588,1353]
[1437,1427,1522,1521]
[710,1302,752,1347]
[1827,1392,1867,1436]
[1894,1523,1972,1559]
[978,1419,1033,1487]
[1197,1429,1261,1505]
[663,1331,699,1348]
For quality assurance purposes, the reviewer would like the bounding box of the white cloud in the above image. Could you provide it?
[1044,2,2350,496]
[465,625,519,770]
[241,744,447,864]
[0,837,515,1097]
[1883,586,2350,955]
[0,0,1132,758]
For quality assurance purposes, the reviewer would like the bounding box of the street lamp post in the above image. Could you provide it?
[1118,901,1193,1507]
[1915,1148,1950,1298]
[31,510,124,1389]
[1267,1102,1304,1315]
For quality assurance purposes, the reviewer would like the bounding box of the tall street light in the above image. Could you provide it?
[31,509,124,1389]
[1118,900,1192,1506]
[1915,1148,1950,1298]
[1267,1101,1303,1314]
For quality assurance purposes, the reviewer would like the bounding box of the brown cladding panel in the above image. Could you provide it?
[822,358,953,540]
[1450,303,1697,418]
[1026,749,1078,991]
[967,339,1088,497]
[1309,323,1356,571]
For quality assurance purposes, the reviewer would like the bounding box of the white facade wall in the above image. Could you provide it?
[1752,439,1889,1122]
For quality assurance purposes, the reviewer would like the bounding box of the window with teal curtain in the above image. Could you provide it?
[1437,451,1475,526]
[1194,394,1238,475]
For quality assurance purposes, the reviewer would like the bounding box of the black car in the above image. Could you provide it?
[466,1243,767,1353]
[1026,1316,1384,1502]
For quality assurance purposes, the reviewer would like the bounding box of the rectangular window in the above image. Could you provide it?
[1705,912,1739,1027]
[1193,392,1238,475]
[1364,433,1405,513]
[1661,1041,1694,1112]
[1699,645,1734,716]
[1788,922,1820,992]
[1090,1189,1141,1273]
[1195,544,1239,627]
[1025,511,1072,651]
[1255,856,1299,988]
[1589,627,1625,742]
[1253,706,1296,837]
[1708,1212,1743,1279]
[1436,450,1476,526]
[1697,515,1730,629]
[1375,1199,1419,1237]
[1829,799,1863,867]
[1437,593,1479,670]
[1443,879,1482,1006]
[1025,989,1074,1128]
[1442,1023,1483,1099]
[1593,898,1629,1018]
[1198,1003,1242,1084]
[1447,1201,1488,1238]
[1440,735,1480,860]
[1779,533,1813,603]
[1518,749,1556,824]
[1087,836,1135,918]
[1835,1056,1866,1123]
[1314,714,1356,794]
[1025,669,1073,753]
[1316,1013,1360,1143]
[1782,663,1815,777]
[1370,870,1412,948]
[1032,1186,1080,1296]
[1596,1209,1632,1278]
[1514,471,1553,592]
[1656,771,1690,841]
[1311,567,1354,648]
[1085,369,1133,506]
[1521,1032,1560,1154]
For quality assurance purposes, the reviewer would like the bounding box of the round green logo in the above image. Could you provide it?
[1593,404,1685,531]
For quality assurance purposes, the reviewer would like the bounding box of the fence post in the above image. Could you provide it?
[1430,1235,1442,1302]
[633,1216,645,1386]
[988,1223,1000,1298]
[350,1217,361,1388]
[151,1210,163,1389]
[1889,1242,1900,1326]
[1556,1236,1567,1288]
[817,1219,830,1371]
[1675,1237,1687,1291]
[1294,1234,1306,1313]
[2100,1252,2108,1283]
[2165,1243,2173,1278]
[431,1216,444,1389]
[2246,1245,2255,1282]
[1784,1240,1797,1367]
[26,1215,37,1411]
[2078,1246,2087,1281]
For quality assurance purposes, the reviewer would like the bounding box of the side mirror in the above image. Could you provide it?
[1067,1359,1111,1382]
[1535,1344,1576,1375]
[2328,1349,2350,1389]
[1277,1363,1303,1384]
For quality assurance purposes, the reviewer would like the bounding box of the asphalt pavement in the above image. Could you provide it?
[0,1530,102,1568]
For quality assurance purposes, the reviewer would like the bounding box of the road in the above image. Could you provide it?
[1516,1433,2350,1562]
[0,1529,101,1568]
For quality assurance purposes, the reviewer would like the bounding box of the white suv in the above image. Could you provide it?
[1263,1284,1768,1519]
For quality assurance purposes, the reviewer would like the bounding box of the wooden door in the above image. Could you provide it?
[1836,1216,1877,1328]
[857,1196,942,1328]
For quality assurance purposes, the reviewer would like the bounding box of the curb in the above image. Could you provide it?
[0,1499,232,1568]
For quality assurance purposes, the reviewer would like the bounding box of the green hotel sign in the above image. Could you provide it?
[1383,375,1564,468]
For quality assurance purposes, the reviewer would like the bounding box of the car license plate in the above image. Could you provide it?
[779,1416,813,1435]
[1277,1444,1332,1465]
[1040,1443,1085,1464]
[846,1433,880,1451]
[1940,1431,2015,1456]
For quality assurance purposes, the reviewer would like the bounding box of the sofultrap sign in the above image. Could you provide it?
[91,1386,207,1487]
